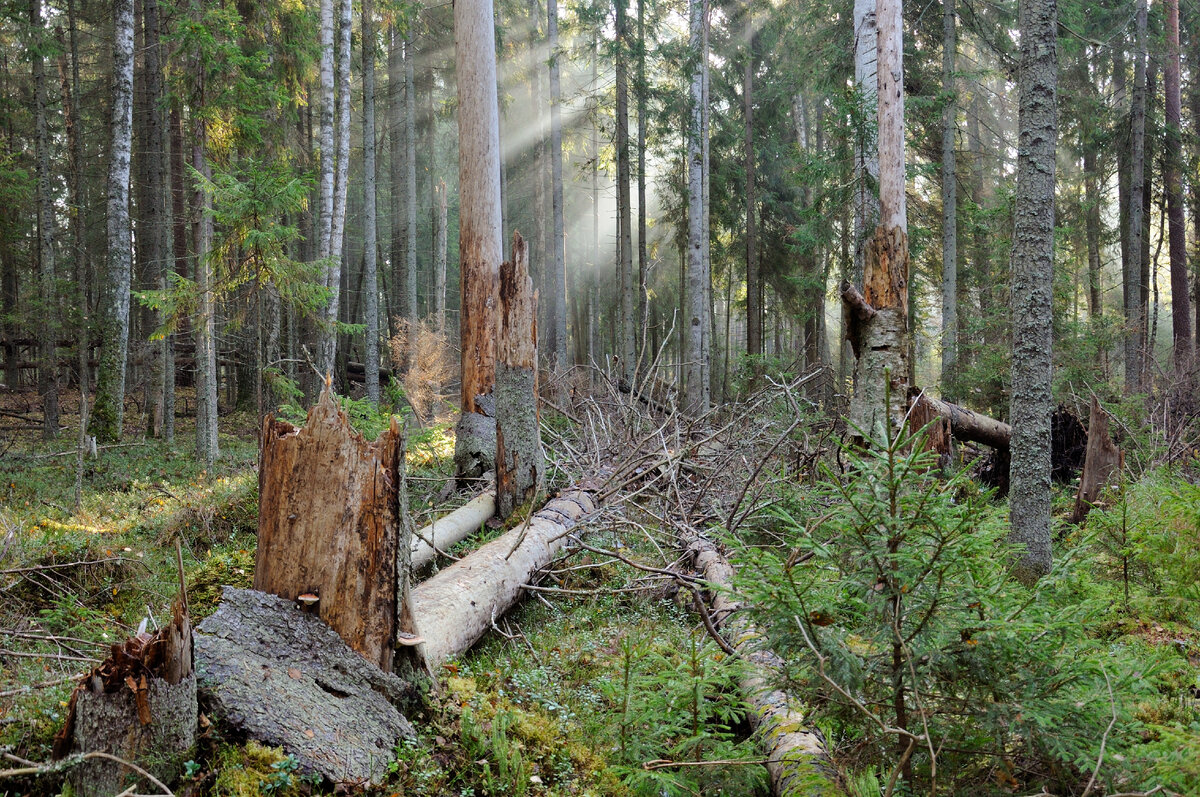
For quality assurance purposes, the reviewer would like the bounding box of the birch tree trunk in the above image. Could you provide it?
[321,0,352,380]
[194,96,218,465]
[389,26,405,347]
[1008,0,1058,585]
[1125,1,1148,393]
[363,0,380,404]
[92,0,135,443]
[684,0,709,416]
[846,0,909,443]
[939,0,957,400]
[454,0,503,481]
[32,0,58,440]
[314,0,336,392]
[547,0,567,380]
[1163,0,1192,373]
[615,0,635,384]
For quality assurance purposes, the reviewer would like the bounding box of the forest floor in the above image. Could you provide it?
[1,378,1199,796]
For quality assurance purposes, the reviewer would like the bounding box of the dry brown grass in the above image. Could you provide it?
[389,319,455,424]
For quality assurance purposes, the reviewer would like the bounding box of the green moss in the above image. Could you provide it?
[188,547,255,621]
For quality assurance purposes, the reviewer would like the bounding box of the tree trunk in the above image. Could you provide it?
[685,0,709,416]
[314,0,336,394]
[636,0,649,373]
[616,0,635,384]
[363,0,380,405]
[1071,397,1121,524]
[389,25,405,349]
[940,0,957,400]
[1163,0,1192,374]
[256,386,404,673]
[413,489,596,669]
[744,7,760,364]
[846,0,909,444]
[434,180,448,335]
[32,0,58,440]
[454,0,503,481]
[322,0,352,380]
[852,0,880,289]
[193,111,218,466]
[548,0,567,380]
[1008,0,1058,585]
[404,34,418,341]
[496,233,543,520]
[92,0,135,443]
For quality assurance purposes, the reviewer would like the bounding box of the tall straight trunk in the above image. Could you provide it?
[404,35,417,338]
[1163,0,1192,370]
[852,0,880,288]
[321,0,352,380]
[1083,145,1101,318]
[846,0,909,443]
[1009,0,1058,585]
[939,0,957,399]
[1193,16,1200,351]
[636,0,648,366]
[1124,3,1145,392]
[362,0,380,404]
[685,0,708,415]
[700,1,711,405]
[143,0,171,438]
[389,26,405,341]
[548,0,567,376]
[454,0,503,480]
[92,0,135,443]
[616,0,634,384]
[525,0,546,326]
[744,7,760,362]
[434,179,447,334]
[314,0,336,392]
[193,95,218,464]
[589,32,600,379]
[32,0,58,439]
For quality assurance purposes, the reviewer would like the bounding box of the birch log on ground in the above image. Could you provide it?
[413,488,596,669]
[255,383,401,672]
[495,232,544,520]
[678,527,843,796]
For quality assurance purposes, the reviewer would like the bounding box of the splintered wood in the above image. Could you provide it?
[255,385,401,672]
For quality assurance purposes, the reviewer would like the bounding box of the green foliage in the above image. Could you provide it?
[736,423,1150,793]
[278,390,411,441]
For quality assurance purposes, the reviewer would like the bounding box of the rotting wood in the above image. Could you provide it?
[1071,397,1122,524]
[412,488,596,670]
[678,526,843,796]
[908,391,1011,450]
[411,491,496,571]
[496,231,544,520]
[53,595,195,797]
[255,382,400,672]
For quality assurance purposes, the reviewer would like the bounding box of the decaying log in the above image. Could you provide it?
[413,488,596,669]
[255,384,401,672]
[195,588,416,785]
[1071,397,1122,524]
[411,491,497,571]
[495,232,544,519]
[54,599,195,797]
[909,391,1012,450]
[679,527,843,796]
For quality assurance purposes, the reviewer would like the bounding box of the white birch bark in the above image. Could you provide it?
[320,0,352,378]
[315,0,336,382]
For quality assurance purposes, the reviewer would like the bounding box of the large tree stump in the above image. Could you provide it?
[495,232,544,520]
[255,383,405,672]
[55,601,196,797]
[1071,397,1122,523]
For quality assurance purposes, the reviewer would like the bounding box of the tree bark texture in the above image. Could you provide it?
[455,0,503,481]
[192,100,218,466]
[496,232,544,520]
[92,0,135,443]
[910,391,1012,450]
[195,588,416,785]
[363,0,380,405]
[1071,397,1121,524]
[1008,0,1058,585]
[616,0,635,384]
[143,0,172,440]
[413,489,596,669]
[434,179,448,334]
[852,0,880,288]
[940,0,957,399]
[321,0,352,380]
[255,386,401,673]
[314,0,336,390]
[548,0,567,378]
[1163,0,1192,372]
[744,9,761,362]
[1124,0,1147,393]
[685,0,709,416]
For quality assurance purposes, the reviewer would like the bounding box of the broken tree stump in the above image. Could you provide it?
[55,600,196,797]
[1071,397,1122,524]
[255,383,403,672]
[195,588,417,785]
[495,231,544,520]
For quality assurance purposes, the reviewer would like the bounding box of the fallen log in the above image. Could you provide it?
[411,491,497,571]
[679,527,843,796]
[413,488,596,669]
[908,391,1011,450]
